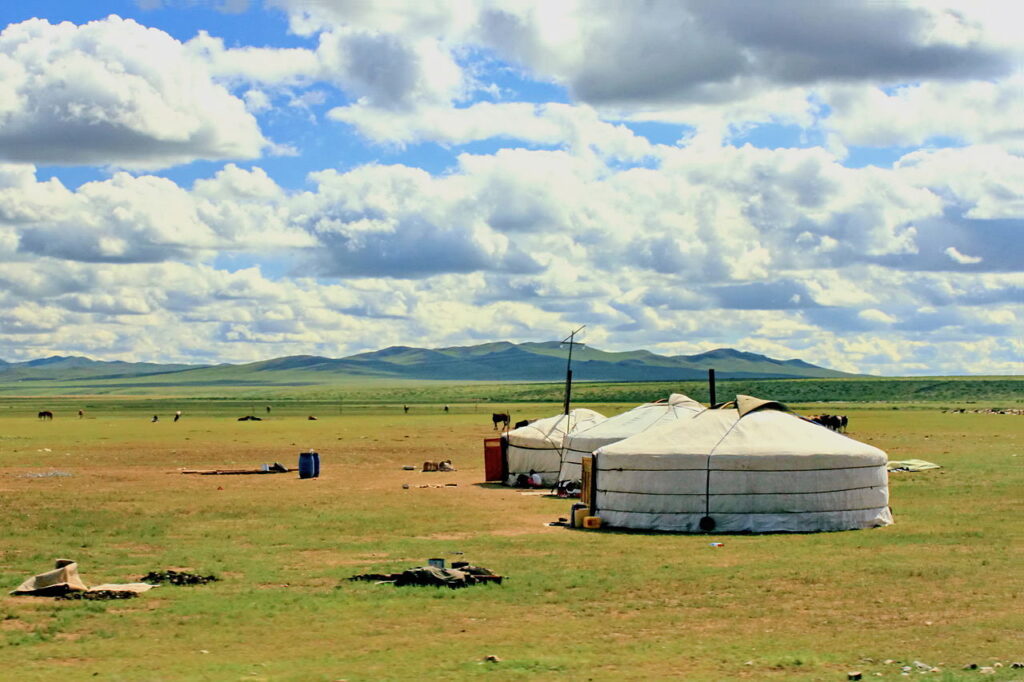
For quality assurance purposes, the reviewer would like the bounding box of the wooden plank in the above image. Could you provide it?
[580,456,593,507]
[181,469,294,475]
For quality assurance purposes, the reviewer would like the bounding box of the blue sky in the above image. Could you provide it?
[0,1,1021,375]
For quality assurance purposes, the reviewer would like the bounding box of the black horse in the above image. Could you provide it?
[38,410,53,420]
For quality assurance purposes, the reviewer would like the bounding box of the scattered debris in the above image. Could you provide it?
[56,590,138,601]
[887,459,941,472]
[181,463,291,475]
[848,672,862,681]
[140,570,219,586]
[402,465,416,470]
[19,471,73,478]
[237,415,262,421]
[349,564,503,589]
[422,460,456,472]
[484,655,501,663]
[11,559,156,598]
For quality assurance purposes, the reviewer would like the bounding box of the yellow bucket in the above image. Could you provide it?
[582,516,602,529]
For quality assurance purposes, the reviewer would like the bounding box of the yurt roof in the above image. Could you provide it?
[566,394,702,449]
[506,408,606,446]
[597,395,885,461]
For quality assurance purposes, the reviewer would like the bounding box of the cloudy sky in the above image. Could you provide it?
[0,1,1021,375]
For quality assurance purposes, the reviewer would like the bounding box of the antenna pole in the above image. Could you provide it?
[562,325,585,415]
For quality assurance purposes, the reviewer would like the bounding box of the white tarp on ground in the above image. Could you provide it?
[505,408,606,485]
[10,559,156,596]
[558,393,703,483]
[593,396,892,533]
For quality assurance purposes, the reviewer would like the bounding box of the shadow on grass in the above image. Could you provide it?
[560,524,876,537]
[471,482,562,498]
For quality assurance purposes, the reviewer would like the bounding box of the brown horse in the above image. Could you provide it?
[38,411,53,420]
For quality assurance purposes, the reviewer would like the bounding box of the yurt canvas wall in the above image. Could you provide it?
[590,396,892,533]
[558,393,702,484]
[505,408,606,485]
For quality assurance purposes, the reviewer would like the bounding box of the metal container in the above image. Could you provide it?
[298,451,320,479]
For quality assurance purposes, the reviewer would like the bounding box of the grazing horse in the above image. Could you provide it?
[38,410,53,420]
[492,412,510,430]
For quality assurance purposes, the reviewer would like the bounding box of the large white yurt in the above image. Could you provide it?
[505,408,606,485]
[557,393,703,484]
[589,396,892,533]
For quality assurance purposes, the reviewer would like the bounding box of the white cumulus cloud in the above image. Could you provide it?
[0,16,267,169]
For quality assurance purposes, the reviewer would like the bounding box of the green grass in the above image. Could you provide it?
[0,398,1021,680]
[1,374,1022,408]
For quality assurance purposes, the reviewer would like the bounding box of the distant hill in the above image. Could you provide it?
[0,343,857,389]
[0,356,202,382]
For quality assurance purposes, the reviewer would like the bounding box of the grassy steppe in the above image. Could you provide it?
[1,375,1022,405]
[1,399,1022,681]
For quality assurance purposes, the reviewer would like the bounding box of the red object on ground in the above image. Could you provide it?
[483,437,505,481]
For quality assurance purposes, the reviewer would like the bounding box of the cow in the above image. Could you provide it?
[308,415,318,420]
[37,410,53,420]
[492,412,510,430]
[810,414,845,432]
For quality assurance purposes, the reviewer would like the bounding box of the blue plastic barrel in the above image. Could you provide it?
[298,451,319,479]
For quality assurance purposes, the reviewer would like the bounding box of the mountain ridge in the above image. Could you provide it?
[0,343,859,385]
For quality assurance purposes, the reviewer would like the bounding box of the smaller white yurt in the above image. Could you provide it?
[505,408,606,485]
[558,393,703,484]
[589,396,892,533]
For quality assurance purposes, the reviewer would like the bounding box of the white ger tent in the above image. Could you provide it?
[505,408,606,485]
[557,393,703,484]
[590,396,892,533]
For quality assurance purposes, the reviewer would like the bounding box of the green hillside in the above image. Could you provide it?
[0,341,860,394]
